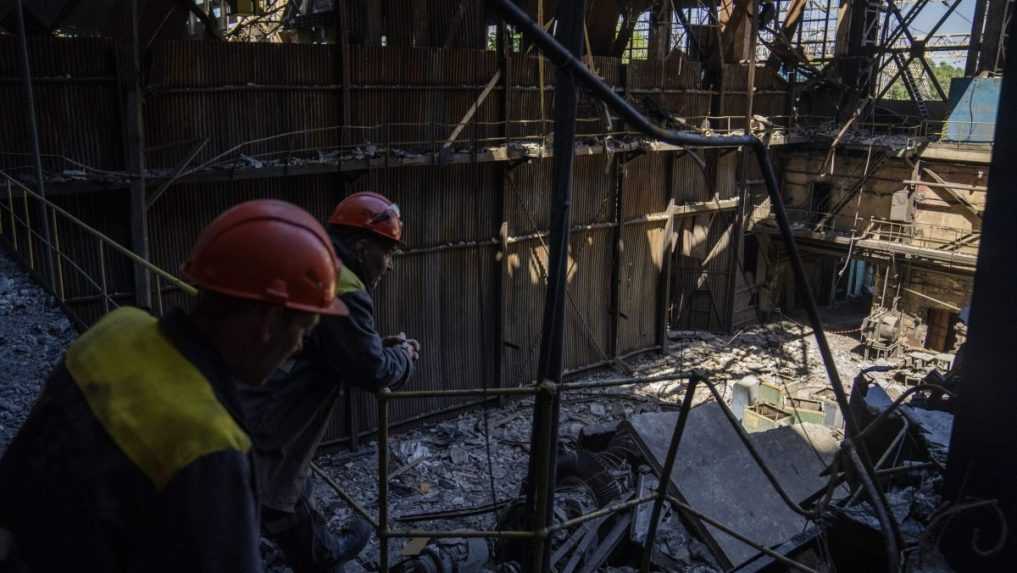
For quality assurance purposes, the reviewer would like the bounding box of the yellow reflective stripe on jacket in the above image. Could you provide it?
[65,307,251,491]
[338,264,365,295]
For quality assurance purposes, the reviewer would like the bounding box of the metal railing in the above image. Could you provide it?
[782,208,980,255]
[0,174,832,571]
[0,171,196,325]
[371,373,833,573]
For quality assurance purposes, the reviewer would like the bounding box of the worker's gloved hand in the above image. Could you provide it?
[383,332,407,347]
[398,340,420,362]
[385,332,420,361]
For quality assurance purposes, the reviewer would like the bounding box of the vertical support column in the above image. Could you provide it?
[965,0,990,76]
[361,0,383,46]
[338,0,352,152]
[122,0,150,309]
[376,389,391,572]
[943,32,1017,567]
[495,22,512,397]
[656,151,677,350]
[13,0,56,290]
[609,153,626,358]
[336,0,360,450]
[648,0,673,61]
[724,2,757,330]
[525,2,585,571]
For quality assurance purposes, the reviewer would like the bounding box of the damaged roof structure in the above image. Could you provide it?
[0,1,1015,572]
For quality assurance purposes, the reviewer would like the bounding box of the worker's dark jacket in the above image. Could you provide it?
[241,263,413,512]
[0,307,262,573]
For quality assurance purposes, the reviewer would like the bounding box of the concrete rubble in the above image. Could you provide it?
[0,252,76,456]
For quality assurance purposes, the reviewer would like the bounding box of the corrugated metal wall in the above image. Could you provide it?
[0,37,758,442]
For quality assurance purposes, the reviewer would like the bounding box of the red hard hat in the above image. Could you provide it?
[327,192,403,243]
[182,199,348,316]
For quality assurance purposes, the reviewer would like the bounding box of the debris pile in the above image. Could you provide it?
[303,319,977,572]
[0,252,76,456]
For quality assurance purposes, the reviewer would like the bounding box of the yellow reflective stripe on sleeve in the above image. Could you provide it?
[338,264,365,295]
[65,307,251,491]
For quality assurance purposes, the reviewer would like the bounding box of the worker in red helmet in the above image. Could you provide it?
[0,200,346,573]
[240,191,419,573]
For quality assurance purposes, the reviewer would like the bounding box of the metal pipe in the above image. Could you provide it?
[386,386,538,400]
[50,205,64,300]
[558,372,690,391]
[665,496,820,573]
[6,181,17,252]
[377,389,390,573]
[548,495,657,533]
[527,381,558,572]
[641,375,699,573]
[98,241,110,312]
[20,182,34,270]
[13,0,56,288]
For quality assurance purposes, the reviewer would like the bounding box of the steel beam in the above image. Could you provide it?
[943,25,1017,568]
[524,1,585,571]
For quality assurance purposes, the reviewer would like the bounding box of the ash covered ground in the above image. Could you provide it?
[0,251,76,456]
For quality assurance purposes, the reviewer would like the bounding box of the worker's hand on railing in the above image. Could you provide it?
[399,339,420,362]
[385,332,420,361]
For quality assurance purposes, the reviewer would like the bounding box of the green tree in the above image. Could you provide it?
[883,60,963,101]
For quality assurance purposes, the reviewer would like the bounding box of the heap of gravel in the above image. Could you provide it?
[0,249,77,456]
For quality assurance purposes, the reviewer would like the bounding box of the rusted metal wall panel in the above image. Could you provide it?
[671,211,735,331]
[0,38,120,172]
[622,152,668,218]
[714,151,739,200]
[382,0,488,48]
[0,38,753,444]
[618,221,666,353]
[628,55,711,122]
[144,41,340,169]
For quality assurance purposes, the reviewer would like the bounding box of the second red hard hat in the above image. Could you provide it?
[328,192,403,244]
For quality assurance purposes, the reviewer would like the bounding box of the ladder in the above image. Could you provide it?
[893,52,929,119]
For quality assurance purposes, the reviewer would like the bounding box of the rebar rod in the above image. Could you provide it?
[640,375,699,573]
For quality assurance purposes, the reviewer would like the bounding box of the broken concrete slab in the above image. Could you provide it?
[624,403,839,569]
[901,406,953,466]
